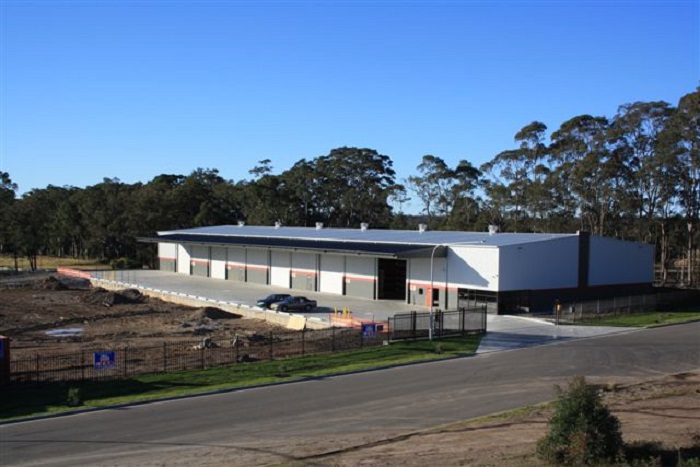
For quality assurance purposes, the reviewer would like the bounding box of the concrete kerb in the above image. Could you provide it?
[89,278,329,330]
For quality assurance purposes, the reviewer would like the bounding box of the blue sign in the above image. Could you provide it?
[361,323,377,339]
[94,351,116,370]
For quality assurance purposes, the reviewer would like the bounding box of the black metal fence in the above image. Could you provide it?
[388,307,487,341]
[553,289,700,324]
[9,327,388,384]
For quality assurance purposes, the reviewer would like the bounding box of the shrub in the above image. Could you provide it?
[66,387,83,407]
[537,375,623,465]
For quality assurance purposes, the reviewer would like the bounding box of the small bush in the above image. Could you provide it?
[66,387,83,407]
[537,375,623,465]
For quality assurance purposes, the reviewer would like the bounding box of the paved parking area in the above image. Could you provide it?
[90,270,637,354]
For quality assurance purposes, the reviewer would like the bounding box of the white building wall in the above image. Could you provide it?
[589,236,654,286]
[210,247,227,279]
[158,243,177,261]
[446,246,500,291]
[270,250,291,287]
[498,237,579,291]
[320,255,344,295]
[176,244,190,274]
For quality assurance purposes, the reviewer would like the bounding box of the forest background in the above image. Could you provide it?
[0,88,697,286]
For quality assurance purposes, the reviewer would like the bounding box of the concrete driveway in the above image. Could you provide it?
[88,269,636,354]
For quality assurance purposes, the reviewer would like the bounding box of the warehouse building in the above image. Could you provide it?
[143,223,654,314]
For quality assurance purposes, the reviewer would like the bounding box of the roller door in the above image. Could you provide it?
[227,247,246,281]
[190,245,210,277]
[246,248,269,284]
[345,256,376,299]
[271,251,291,288]
[210,247,226,279]
[158,243,177,272]
[291,252,317,291]
[320,255,344,295]
[177,245,190,275]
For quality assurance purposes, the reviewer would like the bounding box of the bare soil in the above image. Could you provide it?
[1,273,698,466]
[0,273,287,355]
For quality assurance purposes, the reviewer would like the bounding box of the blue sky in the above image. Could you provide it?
[1,0,698,212]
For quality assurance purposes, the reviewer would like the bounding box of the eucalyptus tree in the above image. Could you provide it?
[549,115,619,235]
[480,122,550,232]
[7,189,52,270]
[661,89,700,285]
[407,155,455,223]
[609,101,675,238]
[0,171,17,254]
[313,147,397,228]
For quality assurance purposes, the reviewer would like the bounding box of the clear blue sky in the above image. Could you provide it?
[1,0,698,211]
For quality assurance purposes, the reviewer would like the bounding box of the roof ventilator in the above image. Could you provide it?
[418,223,428,233]
[237,221,245,227]
[360,222,369,231]
[274,221,282,229]
[316,222,324,230]
[488,225,499,235]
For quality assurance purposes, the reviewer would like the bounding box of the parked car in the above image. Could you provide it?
[269,296,317,312]
[256,293,291,309]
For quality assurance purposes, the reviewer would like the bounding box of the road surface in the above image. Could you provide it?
[1,322,698,466]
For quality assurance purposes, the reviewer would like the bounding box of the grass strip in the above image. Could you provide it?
[2,335,480,421]
[575,310,700,327]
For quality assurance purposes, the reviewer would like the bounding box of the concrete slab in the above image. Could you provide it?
[88,270,637,354]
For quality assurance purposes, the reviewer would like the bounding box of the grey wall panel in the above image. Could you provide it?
[227,247,246,281]
[246,248,269,285]
[291,252,317,291]
[345,256,376,299]
[160,259,176,272]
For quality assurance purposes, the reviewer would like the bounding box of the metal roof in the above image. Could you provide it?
[143,232,446,258]
[154,225,576,249]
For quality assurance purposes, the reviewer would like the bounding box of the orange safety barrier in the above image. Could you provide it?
[56,267,93,280]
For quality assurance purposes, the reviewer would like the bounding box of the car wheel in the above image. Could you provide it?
[304,304,312,311]
[281,305,288,312]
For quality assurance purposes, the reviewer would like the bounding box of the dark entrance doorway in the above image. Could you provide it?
[378,258,407,300]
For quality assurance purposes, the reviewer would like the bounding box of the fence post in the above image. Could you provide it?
[200,344,205,370]
[163,342,167,373]
[301,329,305,357]
[123,347,128,378]
[35,354,39,383]
[332,327,335,352]
[81,350,85,382]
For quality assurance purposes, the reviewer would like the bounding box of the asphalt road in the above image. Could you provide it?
[2,323,698,466]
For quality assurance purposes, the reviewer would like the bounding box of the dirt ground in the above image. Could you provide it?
[1,273,698,466]
[0,273,288,354]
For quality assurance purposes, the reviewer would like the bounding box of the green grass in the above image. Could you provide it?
[0,255,105,271]
[576,310,700,327]
[1,336,481,421]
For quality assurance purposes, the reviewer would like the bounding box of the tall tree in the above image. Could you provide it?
[313,147,397,228]
[480,122,549,232]
[549,115,617,235]
[661,89,700,285]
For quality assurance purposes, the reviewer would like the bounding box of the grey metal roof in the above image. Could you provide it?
[156,225,576,248]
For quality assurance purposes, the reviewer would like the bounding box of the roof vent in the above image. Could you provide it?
[360,222,369,231]
[237,221,245,228]
[418,223,428,233]
[274,221,282,229]
[488,225,499,235]
[315,222,324,230]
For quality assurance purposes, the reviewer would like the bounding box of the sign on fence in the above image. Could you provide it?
[361,323,377,339]
[94,351,116,370]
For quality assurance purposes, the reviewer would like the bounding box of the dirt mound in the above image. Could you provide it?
[189,307,241,321]
[81,287,146,307]
[36,276,68,291]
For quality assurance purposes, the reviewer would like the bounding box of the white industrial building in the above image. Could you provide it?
[143,224,655,314]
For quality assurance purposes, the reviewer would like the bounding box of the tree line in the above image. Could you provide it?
[0,88,697,284]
